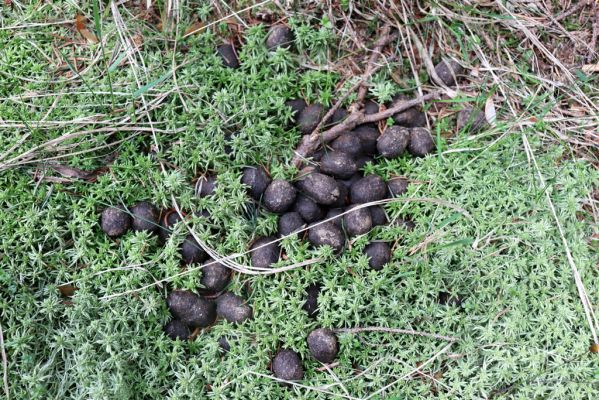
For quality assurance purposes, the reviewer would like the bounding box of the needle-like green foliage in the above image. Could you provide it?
[0,2,597,399]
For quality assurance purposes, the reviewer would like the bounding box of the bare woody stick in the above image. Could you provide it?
[291,25,435,168]
[292,90,442,167]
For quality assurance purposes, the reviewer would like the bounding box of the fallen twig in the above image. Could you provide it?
[292,90,442,166]
[354,25,397,108]
[291,25,401,168]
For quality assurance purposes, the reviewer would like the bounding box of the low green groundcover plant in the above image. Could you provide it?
[0,2,598,399]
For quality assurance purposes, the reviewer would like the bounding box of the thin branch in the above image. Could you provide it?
[333,327,459,343]
[291,89,442,167]
[291,25,399,168]
[354,25,397,107]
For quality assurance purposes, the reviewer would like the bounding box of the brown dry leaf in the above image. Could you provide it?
[58,284,77,297]
[185,21,206,36]
[75,14,98,43]
[36,153,117,184]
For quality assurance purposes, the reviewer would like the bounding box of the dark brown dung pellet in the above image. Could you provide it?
[328,107,348,125]
[395,218,416,231]
[331,181,349,208]
[339,173,361,190]
[391,95,427,128]
[369,206,388,227]
[434,59,463,86]
[350,175,387,204]
[164,319,190,341]
[200,259,231,294]
[326,208,344,228]
[158,210,183,244]
[408,128,435,157]
[388,177,409,196]
[311,148,325,162]
[250,236,280,268]
[364,99,380,115]
[266,25,294,50]
[278,212,305,237]
[242,166,271,200]
[359,99,380,129]
[438,291,463,307]
[218,336,230,353]
[217,44,240,68]
[331,133,363,156]
[377,126,410,158]
[294,194,326,223]
[457,106,487,133]
[216,292,252,323]
[364,241,391,270]
[296,172,341,206]
[308,222,345,252]
[272,349,304,381]
[195,174,217,197]
[307,328,338,363]
[355,155,373,169]
[353,126,379,155]
[130,201,160,233]
[101,206,131,238]
[264,179,297,213]
[180,234,208,265]
[320,151,358,179]
[298,104,325,134]
[286,99,307,124]
[167,290,216,328]
[303,283,321,318]
[343,205,372,237]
